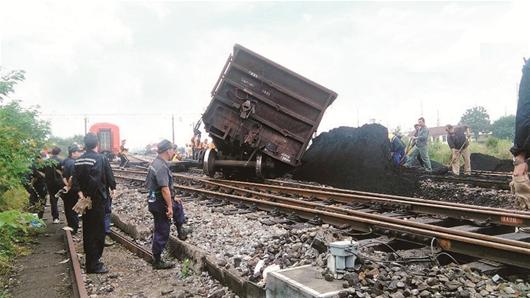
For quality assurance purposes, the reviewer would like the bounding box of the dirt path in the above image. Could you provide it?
[9,212,71,297]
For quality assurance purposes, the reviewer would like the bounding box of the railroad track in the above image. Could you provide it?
[114,169,530,270]
[63,226,157,297]
[420,173,511,190]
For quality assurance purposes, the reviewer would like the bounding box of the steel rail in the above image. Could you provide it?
[264,176,529,215]
[206,177,530,226]
[188,178,530,250]
[64,229,89,298]
[115,174,530,269]
[113,169,530,225]
[172,183,530,269]
[109,230,154,263]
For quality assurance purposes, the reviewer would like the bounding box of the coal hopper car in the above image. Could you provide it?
[201,44,337,178]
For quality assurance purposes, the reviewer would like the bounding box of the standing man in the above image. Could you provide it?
[446,125,471,175]
[43,146,64,224]
[510,58,530,210]
[404,117,432,171]
[61,144,83,234]
[72,133,114,274]
[119,139,129,169]
[146,139,187,270]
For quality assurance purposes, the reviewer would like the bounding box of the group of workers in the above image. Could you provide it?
[24,134,116,273]
[389,117,471,175]
[188,132,215,160]
[24,134,188,273]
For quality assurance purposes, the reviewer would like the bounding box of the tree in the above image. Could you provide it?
[0,68,25,102]
[459,106,491,140]
[491,115,515,140]
[0,69,50,207]
[47,135,84,157]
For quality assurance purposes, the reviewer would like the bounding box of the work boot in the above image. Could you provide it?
[87,263,109,274]
[176,224,187,241]
[104,235,115,247]
[152,259,175,270]
[510,175,530,210]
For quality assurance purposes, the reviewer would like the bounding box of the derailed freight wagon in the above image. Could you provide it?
[201,44,337,178]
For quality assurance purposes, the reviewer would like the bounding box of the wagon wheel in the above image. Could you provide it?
[255,153,263,179]
[202,149,217,177]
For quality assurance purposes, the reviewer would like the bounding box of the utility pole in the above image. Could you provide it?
[171,114,175,144]
[436,110,440,127]
[84,116,88,135]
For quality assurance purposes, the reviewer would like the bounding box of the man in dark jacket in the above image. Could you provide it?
[72,133,115,274]
[510,58,530,210]
[61,144,83,234]
[24,153,48,219]
[446,125,471,175]
[43,146,64,223]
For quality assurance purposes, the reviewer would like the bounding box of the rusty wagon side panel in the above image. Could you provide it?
[202,44,337,168]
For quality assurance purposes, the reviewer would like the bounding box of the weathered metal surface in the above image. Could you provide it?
[64,229,89,298]
[109,230,153,263]
[202,44,337,172]
[215,177,530,226]
[118,171,530,269]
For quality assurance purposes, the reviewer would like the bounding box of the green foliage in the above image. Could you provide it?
[0,100,50,204]
[0,210,44,276]
[181,258,192,278]
[0,187,28,212]
[491,115,515,140]
[47,135,84,158]
[459,106,491,140]
[0,69,25,102]
[428,137,512,164]
[428,140,452,165]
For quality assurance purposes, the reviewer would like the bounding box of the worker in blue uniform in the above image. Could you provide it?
[72,133,115,274]
[389,132,406,166]
[146,139,187,270]
[61,144,83,234]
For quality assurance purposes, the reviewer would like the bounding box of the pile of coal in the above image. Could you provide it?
[294,124,417,195]
[471,153,512,172]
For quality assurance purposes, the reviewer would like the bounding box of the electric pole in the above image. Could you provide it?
[171,114,175,144]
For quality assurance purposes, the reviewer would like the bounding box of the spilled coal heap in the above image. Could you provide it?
[470,153,512,172]
[294,124,417,195]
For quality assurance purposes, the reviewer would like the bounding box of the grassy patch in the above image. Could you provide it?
[181,258,192,278]
[428,137,512,164]
[0,210,45,293]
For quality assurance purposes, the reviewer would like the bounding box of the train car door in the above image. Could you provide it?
[97,129,112,153]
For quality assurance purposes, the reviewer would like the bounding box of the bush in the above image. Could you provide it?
[0,100,49,205]
[428,141,452,165]
[0,187,28,212]
[0,210,44,275]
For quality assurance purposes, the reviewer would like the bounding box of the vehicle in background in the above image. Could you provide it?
[89,122,120,160]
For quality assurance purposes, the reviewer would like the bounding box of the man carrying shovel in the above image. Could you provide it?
[446,125,471,175]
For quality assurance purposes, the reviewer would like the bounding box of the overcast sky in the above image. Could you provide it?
[1,0,529,149]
